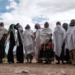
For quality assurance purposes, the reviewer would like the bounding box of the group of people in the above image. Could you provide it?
[0,19,75,65]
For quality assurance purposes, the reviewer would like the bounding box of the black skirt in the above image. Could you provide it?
[65,49,70,61]
[16,30,24,63]
[16,45,24,62]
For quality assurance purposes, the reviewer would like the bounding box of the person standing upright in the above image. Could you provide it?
[34,24,42,63]
[14,23,24,63]
[68,19,75,64]
[24,25,35,63]
[39,22,54,64]
[53,21,65,64]
[5,24,15,63]
[0,22,7,63]
[62,23,70,64]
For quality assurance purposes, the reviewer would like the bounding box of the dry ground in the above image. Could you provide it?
[0,59,75,75]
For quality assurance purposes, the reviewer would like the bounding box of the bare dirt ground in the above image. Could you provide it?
[0,59,75,75]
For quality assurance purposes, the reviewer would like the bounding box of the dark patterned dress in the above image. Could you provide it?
[0,34,5,62]
[39,39,54,62]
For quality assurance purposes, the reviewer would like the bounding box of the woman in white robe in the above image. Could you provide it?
[64,21,75,64]
[62,23,70,64]
[53,21,65,64]
[68,19,75,64]
[24,25,35,63]
[39,22,54,64]
[35,24,42,62]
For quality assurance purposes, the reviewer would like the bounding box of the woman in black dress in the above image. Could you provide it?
[7,24,15,63]
[14,23,24,63]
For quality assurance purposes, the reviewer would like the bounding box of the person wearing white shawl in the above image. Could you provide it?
[62,23,70,64]
[35,23,42,63]
[24,25,35,63]
[5,24,15,63]
[39,22,54,64]
[0,22,7,63]
[14,23,24,63]
[67,19,75,64]
[53,22,65,64]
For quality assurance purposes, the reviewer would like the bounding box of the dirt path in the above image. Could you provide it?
[0,60,75,75]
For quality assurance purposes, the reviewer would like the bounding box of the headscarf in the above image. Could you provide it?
[44,22,49,28]
[35,23,41,29]
[18,25,23,33]
[8,24,15,35]
[69,19,75,26]
[62,23,68,31]
[25,24,30,29]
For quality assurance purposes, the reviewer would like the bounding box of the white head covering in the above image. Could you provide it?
[40,28,52,45]
[0,26,7,40]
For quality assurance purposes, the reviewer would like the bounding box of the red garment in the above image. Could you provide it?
[48,42,53,49]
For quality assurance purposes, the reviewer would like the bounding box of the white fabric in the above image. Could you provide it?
[40,28,52,45]
[35,29,42,56]
[16,25,24,46]
[53,25,65,57]
[5,27,16,47]
[0,27,7,40]
[68,26,75,50]
[65,26,74,50]
[35,28,52,60]
[24,29,35,57]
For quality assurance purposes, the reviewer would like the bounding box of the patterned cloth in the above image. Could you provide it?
[70,49,75,61]
[39,39,54,61]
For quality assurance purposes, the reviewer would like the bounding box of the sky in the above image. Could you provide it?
[0,0,75,31]
[0,0,75,53]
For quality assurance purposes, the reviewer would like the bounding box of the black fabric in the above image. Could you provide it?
[39,49,43,59]
[16,45,23,62]
[18,30,22,45]
[8,31,15,63]
[16,30,24,63]
[9,32,15,45]
[14,25,18,30]
[65,49,70,61]
[26,54,33,59]
[8,44,14,63]
[0,35,5,61]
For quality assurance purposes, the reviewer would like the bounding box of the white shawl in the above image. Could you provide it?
[35,29,42,56]
[68,26,75,50]
[0,27,7,40]
[53,25,65,57]
[65,26,74,49]
[24,29,35,57]
[40,28,52,45]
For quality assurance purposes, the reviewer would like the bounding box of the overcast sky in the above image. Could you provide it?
[0,0,75,31]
